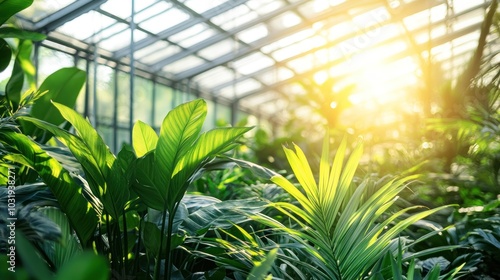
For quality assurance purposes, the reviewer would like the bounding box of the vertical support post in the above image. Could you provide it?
[151,76,157,127]
[33,42,40,86]
[92,44,98,126]
[84,54,91,119]
[230,100,238,126]
[113,67,119,153]
[129,0,136,144]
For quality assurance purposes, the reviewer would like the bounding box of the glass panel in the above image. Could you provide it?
[96,125,114,150]
[135,1,172,23]
[261,29,314,53]
[198,39,237,60]
[99,29,148,52]
[211,5,258,30]
[247,0,285,15]
[117,128,130,149]
[232,52,275,75]
[133,76,154,124]
[161,56,205,74]
[215,103,231,126]
[117,71,130,125]
[219,78,261,98]
[255,67,294,85]
[194,66,235,88]
[136,43,181,65]
[37,47,75,82]
[57,11,115,41]
[169,23,216,48]
[140,7,190,33]
[237,23,269,44]
[100,0,157,19]
[268,11,302,30]
[184,0,229,14]
[75,60,87,115]
[154,84,174,129]
[96,64,115,121]
[19,0,75,22]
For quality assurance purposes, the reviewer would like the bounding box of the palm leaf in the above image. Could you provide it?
[269,134,451,279]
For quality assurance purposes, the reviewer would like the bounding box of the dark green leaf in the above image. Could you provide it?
[55,252,108,280]
[0,39,11,73]
[0,131,98,243]
[5,40,32,110]
[0,0,33,26]
[0,27,46,41]
[153,99,206,211]
[182,197,267,235]
[26,68,86,141]
[16,232,53,280]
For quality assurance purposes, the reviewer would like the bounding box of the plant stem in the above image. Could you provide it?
[164,204,177,280]
[122,209,128,275]
[155,208,168,280]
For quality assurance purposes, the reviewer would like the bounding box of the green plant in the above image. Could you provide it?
[252,135,452,279]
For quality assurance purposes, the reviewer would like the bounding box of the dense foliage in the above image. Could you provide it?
[1,1,499,280]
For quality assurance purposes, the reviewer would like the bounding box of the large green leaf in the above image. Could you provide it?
[5,40,33,110]
[19,115,107,197]
[0,131,98,243]
[171,126,251,204]
[0,27,46,41]
[0,0,33,26]
[153,99,206,210]
[102,145,131,219]
[25,68,86,141]
[20,104,129,220]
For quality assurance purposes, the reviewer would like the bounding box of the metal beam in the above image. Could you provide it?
[34,0,106,33]
[152,0,313,72]
[235,22,482,102]
[171,0,395,81]
[113,0,249,59]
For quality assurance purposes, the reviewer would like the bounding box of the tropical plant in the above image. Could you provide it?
[250,135,453,279]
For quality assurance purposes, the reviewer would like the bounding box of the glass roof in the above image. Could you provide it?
[16,0,498,118]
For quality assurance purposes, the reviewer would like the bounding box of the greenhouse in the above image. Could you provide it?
[1,0,499,279]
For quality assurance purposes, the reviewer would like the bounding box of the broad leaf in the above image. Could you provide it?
[153,99,206,211]
[25,68,86,141]
[171,126,251,204]
[0,27,46,41]
[0,131,98,243]
[5,40,33,110]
